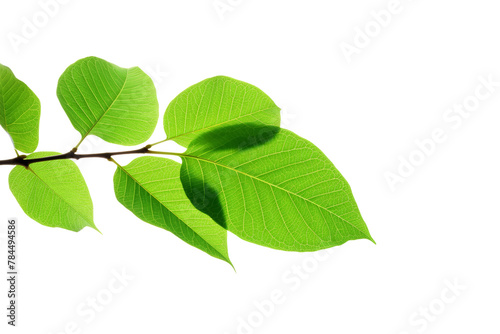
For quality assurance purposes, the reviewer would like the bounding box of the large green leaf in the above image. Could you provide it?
[180,124,374,251]
[57,56,159,147]
[113,156,231,265]
[9,152,97,232]
[163,76,281,147]
[0,64,40,153]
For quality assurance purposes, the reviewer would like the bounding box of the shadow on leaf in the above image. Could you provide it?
[189,123,281,152]
[181,123,281,230]
[180,171,227,229]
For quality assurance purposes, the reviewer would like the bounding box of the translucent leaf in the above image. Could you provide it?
[9,152,97,232]
[180,124,374,251]
[113,156,231,265]
[0,64,41,153]
[57,56,159,147]
[164,76,280,147]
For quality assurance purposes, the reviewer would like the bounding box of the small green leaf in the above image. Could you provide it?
[57,56,159,147]
[113,156,231,265]
[180,124,374,251]
[164,76,281,147]
[0,64,41,153]
[9,152,97,232]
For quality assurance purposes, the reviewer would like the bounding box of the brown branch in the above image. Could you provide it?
[0,145,152,167]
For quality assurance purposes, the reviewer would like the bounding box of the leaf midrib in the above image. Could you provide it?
[78,68,130,143]
[167,106,280,143]
[27,166,93,227]
[180,153,372,240]
[115,162,231,263]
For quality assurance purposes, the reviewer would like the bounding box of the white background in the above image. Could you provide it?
[1,0,500,333]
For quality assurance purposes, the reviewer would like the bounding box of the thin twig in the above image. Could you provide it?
[0,145,158,167]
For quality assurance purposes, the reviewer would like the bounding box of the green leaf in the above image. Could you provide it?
[0,64,41,153]
[9,152,97,232]
[164,76,281,147]
[180,124,374,251]
[57,56,159,147]
[113,156,231,265]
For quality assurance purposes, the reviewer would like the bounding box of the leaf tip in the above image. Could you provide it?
[91,223,102,235]
[227,260,236,272]
[366,233,376,245]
